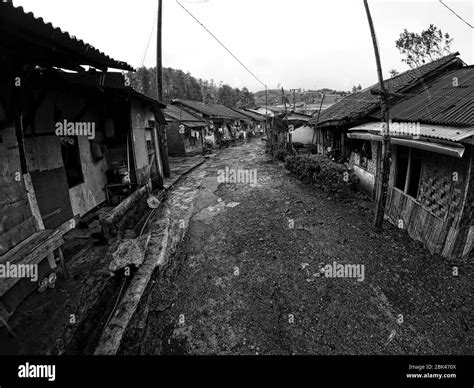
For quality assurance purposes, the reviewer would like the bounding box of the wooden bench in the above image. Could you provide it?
[0,230,67,322]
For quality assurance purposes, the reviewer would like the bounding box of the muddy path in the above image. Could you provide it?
[119,140,473,355]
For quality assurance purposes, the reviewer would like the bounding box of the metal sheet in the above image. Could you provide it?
[347,132,465,158]
[349,122,474,143]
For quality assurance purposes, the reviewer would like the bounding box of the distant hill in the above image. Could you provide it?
[127,66,256,108]
[254,88,350,107]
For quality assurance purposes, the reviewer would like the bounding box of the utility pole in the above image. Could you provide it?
[282,88,292,153]
[265,85,275,161]
[364,0,391,229]
[310,93,325,146]
[290,89,298,111]
[157,0,170,178]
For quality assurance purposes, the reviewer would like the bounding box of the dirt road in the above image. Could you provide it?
[119,139,473,355]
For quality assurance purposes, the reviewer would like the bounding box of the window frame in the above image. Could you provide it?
[394,145,423,200]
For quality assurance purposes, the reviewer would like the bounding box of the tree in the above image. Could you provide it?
[136,67,152,97]
[395,24,453,69]
[389,69,399,78]
[126,66,254,107]
[217,84,235,106]
[357,84,362,91]
[240,87,255,108]
[352,85,358,94]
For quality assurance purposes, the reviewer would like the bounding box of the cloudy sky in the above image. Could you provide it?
[14,0,474,92]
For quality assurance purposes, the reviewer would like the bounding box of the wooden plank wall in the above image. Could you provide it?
[443,145,474,260]
[0,126,36,255]
[388,188,445,254]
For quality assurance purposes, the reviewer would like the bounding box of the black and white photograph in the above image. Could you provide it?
[0,0,472,385]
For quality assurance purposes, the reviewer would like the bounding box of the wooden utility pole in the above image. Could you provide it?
[282,88,292,153]
[266,85,275,161]
[157,0,170,178]
[157,0,163,102]
[290,89,298,111]
[364,0,392,229]
[310,93,325,145]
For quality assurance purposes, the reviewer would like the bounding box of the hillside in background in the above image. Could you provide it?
[254,88,350,107]
[127,67,256,108]
[126,67,352,113]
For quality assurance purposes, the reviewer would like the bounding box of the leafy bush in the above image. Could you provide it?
[274,148,289,162]
[265,143,289,162]
[284,154,359,198]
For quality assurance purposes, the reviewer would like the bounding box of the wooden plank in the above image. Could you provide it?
[0,218,36,256]
[30,167,74,229]
[20,232,63,266]
[0,198,31,230]
[0,184,26,207]
[23,172,44,231]
[0,230,64,296]
[0,230,62,265]
[46,252,57,270]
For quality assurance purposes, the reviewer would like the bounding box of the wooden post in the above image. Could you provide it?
[282,88,292,153]
[364,0,392,229]
[57,247,69,279]
[310,93,325,146]
[265,85,274,161]
[157,0,163,102]
[156,0,170,178]
[152,126,164,188]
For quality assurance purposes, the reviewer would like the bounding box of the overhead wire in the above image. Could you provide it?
[141,12,159,67]
[175,0,267,89]
[439,0,473,28]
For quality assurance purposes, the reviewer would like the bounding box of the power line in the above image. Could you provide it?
[439,0,473,28]
[175,0,267,89]
[141,12,158,67]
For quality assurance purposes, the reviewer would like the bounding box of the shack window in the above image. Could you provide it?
[360,141,372,169]
[61,136,84,188]
[395,146,409,190]
[408,153,422,198]
[395,146,422,199]
[146,139,153,153]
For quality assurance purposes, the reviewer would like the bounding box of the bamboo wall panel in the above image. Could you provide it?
[388,188,445,254]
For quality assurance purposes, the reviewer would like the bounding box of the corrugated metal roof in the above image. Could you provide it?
[287,112,312,121]
[165,105,209,127]
[233,108,266,122]
[349,122,474,143]
[0,3,134,71]
[347,132,465,158]
[309,53,463,127]
[371,67,474,127]
[172,100,250,121]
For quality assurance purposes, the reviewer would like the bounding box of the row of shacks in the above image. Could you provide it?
[0,4,216,318]
[0,3,169,247]
[299,53,473,261]
[0,3,269,319]
[164,100,266,156]
[0,3,173,316]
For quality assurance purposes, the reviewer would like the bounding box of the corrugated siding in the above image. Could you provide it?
[0,3,133,71]
[385,67,474,127]
[388,188,445,254]
[310,53,462,126]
